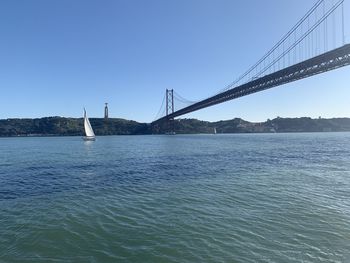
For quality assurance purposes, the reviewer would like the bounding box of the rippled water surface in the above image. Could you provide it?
[1,133,350,262]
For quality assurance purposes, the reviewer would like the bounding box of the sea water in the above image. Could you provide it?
[1,133,350,262]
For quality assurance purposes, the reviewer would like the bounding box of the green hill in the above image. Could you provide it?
[1,116,350,137]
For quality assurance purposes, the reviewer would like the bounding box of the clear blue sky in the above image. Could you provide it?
[0,0,349,122]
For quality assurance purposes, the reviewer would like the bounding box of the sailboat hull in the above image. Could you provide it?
[83,136,96,141]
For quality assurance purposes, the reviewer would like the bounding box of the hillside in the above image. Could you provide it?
[0,117,150,136]
[1,117,350,137]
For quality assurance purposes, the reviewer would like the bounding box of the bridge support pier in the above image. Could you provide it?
[165,117,175,135]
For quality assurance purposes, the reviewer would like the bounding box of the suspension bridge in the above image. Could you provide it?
[152,0,350,128]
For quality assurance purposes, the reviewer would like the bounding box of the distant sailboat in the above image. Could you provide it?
[83,108,95,141]
[214,127,217,134]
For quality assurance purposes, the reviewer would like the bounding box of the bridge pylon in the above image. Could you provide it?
[166,89,174,116]
[165,89,175,134]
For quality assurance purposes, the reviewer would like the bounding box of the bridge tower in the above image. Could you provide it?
[165,89,175,134]
[166,89,174,116]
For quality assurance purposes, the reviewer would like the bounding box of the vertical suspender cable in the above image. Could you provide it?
[323,0,326,52]
[308,16,310,58]
[333,0,336,48]
[342,1,345,45]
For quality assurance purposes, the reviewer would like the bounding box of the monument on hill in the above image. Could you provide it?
[104,103,109,119]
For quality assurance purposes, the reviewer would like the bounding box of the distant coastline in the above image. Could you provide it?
[1,116,350,137]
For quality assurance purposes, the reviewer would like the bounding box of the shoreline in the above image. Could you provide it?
[1,130,350,138]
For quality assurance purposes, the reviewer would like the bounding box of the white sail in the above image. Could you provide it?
[84,109,95,137]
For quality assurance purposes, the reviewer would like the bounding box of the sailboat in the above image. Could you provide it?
[83,108,96,141]
[214,127,217,134]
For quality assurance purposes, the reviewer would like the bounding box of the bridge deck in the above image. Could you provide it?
[153,44,350,123]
